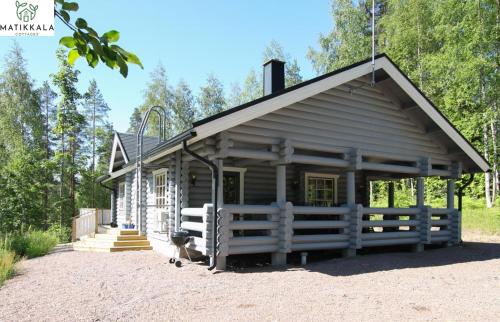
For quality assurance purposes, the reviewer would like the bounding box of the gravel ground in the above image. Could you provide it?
[1,233,499,322]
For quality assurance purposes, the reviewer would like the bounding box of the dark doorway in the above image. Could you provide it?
[223,171,240,204]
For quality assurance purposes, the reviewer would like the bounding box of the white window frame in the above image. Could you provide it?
[153,168,168,233]
[118,182,125,210]
[223,167,247,204]
[304,172,339,206]
[153,168,168,208]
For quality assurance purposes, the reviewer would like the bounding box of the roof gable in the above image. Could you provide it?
[109,132,161,173]
[143,54,488,173]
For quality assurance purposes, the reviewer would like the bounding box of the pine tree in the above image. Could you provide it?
[198,74,226,118]
[82,79,110,207]
[37,81,57,226]
[52,48,85,223]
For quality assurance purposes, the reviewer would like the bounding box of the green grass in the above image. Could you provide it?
[0,249,15,287]
[461,200,500,235]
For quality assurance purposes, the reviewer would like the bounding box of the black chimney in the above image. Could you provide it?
[263,59,285,96]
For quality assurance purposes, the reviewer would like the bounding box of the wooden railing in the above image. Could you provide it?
[72,208,111,241]
[177,203,459,257]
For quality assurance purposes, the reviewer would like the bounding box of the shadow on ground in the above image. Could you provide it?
[224,241,500,276]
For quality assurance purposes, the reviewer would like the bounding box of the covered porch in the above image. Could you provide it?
[180,132,462,270]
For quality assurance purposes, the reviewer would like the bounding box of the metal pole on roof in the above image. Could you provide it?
[371,0,376,87]
[135,106,167,233]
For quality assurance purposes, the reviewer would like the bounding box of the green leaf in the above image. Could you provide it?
[75,18,87,29]
[85,50,98,68]
[102,30,120,43]
[62,2,79,11]
[125,52,143,69]
[67,49,80,65]
[116,55,128,78]
[59,10,70,23]
[88,36,103,56]
[59,36,76,48]
[84,26,98,37]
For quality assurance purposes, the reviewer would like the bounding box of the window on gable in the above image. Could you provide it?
[305,173,338,207]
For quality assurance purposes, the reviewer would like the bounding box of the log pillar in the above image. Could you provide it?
[413,177,426,252]
[215,159,227,271]
[343,170,357,257]
[416,177,424,208]
[388,182,395,208]
[384,181,397,232]
[272,164,288,266]
[346,171,355,206]
[447,179,455,210]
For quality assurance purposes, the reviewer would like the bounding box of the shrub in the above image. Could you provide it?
[2,230,58,259]
[24,231,58,258]
[0,249,15,286]
[47,223,72,243]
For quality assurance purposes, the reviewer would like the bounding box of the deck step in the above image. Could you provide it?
[94,233,147,241]
[73,228,151,252]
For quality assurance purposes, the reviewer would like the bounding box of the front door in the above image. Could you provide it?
[223,171,240,204]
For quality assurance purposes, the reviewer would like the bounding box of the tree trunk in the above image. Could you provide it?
[492,118,498,203]
[60,131,65,226]
[484,123,493,208]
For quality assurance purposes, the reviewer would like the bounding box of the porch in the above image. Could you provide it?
[178,132,461,270]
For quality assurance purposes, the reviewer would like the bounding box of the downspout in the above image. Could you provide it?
[457,173,474,212]
[182,140,219,271]
[97,174,116,225]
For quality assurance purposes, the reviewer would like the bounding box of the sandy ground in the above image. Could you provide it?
[1,233,499,322]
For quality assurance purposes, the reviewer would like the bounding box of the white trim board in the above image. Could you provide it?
[109,133,129,173]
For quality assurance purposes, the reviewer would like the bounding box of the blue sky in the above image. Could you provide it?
[0,1,332,132]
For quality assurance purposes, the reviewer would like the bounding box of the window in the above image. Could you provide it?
[305,172,338,207]
[118,182,125,210]
[153,169,168,233]
[154,170,167,208]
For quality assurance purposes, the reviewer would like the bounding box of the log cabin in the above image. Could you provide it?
[93,54,489,270]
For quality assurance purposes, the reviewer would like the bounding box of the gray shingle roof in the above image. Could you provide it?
[116,132,160,164]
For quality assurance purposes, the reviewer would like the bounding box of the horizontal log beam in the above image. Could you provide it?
[291,154,350,167]
[292,220,350,229]
[293,206,351,215]
[361,220,419,228]
[291,241,349,251]
[361,162,420,174]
